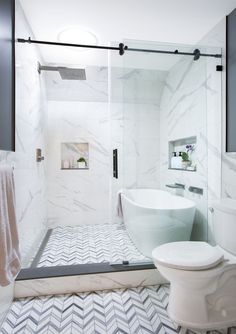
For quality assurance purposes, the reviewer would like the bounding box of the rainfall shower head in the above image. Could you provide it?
[37,62,86,80]
[59,67,86,80]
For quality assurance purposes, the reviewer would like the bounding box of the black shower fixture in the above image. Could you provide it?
[17,37,222,60]
[119,43,127,56]
[193,48,201,61]
[37,62,86,80]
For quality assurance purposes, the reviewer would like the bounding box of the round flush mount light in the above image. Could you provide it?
[57,26,98,50]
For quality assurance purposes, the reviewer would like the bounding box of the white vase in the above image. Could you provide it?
[182,161,191,169]
[78,162,86,169]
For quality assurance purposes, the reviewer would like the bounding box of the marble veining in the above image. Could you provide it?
[14,270,164,298]
[46,101,111,227]
[0,3,48,267]
[45,66,167,105]
[0,2,48,323]
[159,46,222,242]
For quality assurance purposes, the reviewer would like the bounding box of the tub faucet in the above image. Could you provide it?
[165,183,185,189]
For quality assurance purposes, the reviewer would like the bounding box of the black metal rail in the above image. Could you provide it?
[17,37,222,59]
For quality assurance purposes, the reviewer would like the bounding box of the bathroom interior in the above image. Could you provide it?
[1,0,236,333]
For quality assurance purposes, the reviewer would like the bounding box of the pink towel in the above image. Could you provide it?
[117,190,123,218]
[0,165,20,286]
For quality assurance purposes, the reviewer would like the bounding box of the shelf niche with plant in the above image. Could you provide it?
[168,136,197,172]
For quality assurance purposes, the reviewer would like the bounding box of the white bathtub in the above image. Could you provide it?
[121,189,196,258]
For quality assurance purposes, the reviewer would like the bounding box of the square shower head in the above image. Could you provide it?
[58,67,86,80]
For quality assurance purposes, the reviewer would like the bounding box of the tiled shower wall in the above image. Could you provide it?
[159,56,210,241]
[46,101,111,227]
[122,103,161,189]
[200,18,236,201]
[0,3,47,323]
[0,9,48,256]
[45,67,165,226]
[159,45,222,242]
[198,19,224,244]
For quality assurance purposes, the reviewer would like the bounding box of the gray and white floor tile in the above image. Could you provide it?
[1,285,234,334]
[32,224,149,267]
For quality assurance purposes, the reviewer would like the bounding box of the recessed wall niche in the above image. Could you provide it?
[168,136,197,172]
[61,143,89,170]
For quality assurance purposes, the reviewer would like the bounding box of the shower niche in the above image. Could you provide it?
[168,136,197,171]
[61,143,89,170]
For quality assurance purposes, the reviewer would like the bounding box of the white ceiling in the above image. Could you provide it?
[18,0,236,68]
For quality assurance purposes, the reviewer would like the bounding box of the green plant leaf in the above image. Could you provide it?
[181,152,189,161]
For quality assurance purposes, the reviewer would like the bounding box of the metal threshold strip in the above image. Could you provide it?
[17,37,222,59]
[17,262,156,280]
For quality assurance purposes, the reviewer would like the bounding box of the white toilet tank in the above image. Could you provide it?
[212,198,236,255]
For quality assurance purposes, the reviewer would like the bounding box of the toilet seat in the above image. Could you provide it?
[152,241,224,270]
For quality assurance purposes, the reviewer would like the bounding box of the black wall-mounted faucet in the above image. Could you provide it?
[188,186,203,195]
[165,183,185,189]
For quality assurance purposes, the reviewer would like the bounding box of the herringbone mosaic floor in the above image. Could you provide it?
[33,224,149,267]
[1,285,234,334]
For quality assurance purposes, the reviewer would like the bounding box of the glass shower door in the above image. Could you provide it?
[110,39,219,266]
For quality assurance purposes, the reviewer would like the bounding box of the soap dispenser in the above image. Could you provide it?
[171,152,178,168]
[176,152,183,169]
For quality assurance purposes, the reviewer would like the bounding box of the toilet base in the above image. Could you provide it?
[156,264,236,330]
[168,308,236,331]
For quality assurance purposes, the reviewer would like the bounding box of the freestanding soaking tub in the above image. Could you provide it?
[121,189,196,258]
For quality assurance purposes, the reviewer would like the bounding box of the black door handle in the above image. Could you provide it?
[113,149,118,179]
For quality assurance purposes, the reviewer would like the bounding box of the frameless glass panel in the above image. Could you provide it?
[109,39,222,265]
[16,32,112,269]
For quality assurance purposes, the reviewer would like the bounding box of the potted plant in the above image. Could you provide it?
[77,157,87,169]
[181,152,191,169]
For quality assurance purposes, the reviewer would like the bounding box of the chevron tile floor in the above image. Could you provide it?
[1,285,234,334]
[32,224,149,267]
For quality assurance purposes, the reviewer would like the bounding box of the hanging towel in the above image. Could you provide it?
[0,165,20,286]
[117,189,124,218]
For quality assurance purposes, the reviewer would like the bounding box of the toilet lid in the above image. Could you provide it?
[152,242,224,270]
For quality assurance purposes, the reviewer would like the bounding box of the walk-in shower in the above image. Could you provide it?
[15,34,222,281]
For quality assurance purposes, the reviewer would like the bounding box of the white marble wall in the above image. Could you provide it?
[159,51,221,241]
[46,65,165,226]
[197,18,230,244]
[119,67,165,190]
[15,4,48,266]
[201,19,236,201]
[123,103,161,189]
[46,101,111,226]
[0,8,48,262]
[45,66,166,105]
[111,37,223,243]
[110,102,124,224]
[159,57,208,241]
[109,60,165,222]
[198,18,236,201]
[110,102,161,222]
[0,2,47,322]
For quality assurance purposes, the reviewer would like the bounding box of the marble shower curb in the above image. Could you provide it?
[14,269,167,298]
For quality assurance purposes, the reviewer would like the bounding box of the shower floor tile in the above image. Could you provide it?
[1,285,233,334]
[32,224,150,267]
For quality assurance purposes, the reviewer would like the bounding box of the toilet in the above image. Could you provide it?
[152,198,236,330]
